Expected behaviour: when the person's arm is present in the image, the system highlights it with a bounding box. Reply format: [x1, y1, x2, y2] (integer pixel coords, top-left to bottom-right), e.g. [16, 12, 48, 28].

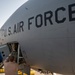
[4, 53, 12, 63]
[3, 57, 9, 64]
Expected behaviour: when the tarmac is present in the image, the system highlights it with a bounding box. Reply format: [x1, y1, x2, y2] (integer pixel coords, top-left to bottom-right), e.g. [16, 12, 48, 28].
[0, 73, 5, 75]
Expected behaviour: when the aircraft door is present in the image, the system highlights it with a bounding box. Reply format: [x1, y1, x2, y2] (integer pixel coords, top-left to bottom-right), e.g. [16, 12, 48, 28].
[0, 44, 10, 62]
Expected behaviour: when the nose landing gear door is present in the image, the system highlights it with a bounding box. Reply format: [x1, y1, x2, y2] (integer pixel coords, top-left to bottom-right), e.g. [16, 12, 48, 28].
[0, 44, 10, 62]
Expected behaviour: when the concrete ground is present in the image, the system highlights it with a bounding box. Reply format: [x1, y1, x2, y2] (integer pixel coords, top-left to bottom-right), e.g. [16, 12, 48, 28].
[0, 73, 5, 75]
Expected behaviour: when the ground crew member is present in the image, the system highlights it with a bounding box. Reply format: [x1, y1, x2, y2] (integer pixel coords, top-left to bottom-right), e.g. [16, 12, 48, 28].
[4, 55, 18, 75]
[11, 43, 18, 62]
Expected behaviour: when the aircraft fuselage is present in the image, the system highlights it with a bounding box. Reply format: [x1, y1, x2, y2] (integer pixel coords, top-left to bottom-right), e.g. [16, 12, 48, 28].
[0, 0, 75, 74]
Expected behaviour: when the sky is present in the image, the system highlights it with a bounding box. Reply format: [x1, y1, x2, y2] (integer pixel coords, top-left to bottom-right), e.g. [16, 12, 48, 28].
[0, 0, 28, 28]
